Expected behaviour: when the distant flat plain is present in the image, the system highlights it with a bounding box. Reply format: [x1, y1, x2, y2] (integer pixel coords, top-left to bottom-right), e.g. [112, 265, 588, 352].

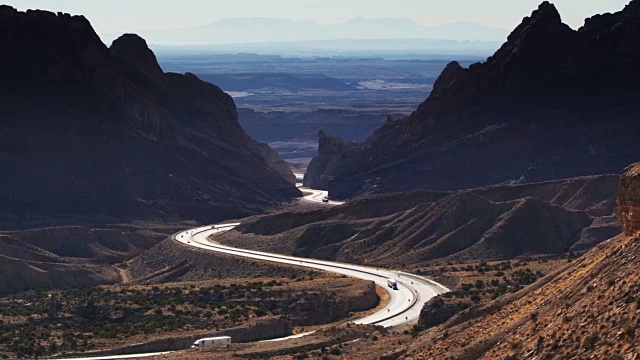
[158, 53, 483, 169]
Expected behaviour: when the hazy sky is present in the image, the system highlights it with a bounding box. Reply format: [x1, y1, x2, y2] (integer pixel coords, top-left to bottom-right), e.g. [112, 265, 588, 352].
[5, 0, 630, 35]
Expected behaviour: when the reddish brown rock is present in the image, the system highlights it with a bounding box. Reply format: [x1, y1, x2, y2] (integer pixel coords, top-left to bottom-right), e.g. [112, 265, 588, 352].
[617, 162, 640, 237]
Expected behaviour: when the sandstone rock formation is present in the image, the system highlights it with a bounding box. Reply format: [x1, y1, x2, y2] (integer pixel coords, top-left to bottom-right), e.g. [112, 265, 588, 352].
[0, 6, 299, 225]
[305, 1, 640, 199]
[418, 297, 466, 329]
[617, 162, 640, 237]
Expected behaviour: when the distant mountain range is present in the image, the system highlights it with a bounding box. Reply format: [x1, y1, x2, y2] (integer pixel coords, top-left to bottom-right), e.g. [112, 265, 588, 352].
[103, 17, 509, 45]
[150, 38, 502, 57]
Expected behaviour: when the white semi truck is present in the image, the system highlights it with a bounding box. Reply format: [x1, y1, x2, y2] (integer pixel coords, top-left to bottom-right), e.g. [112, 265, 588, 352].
[387, 278, 398, 290]
[191, 336, 232, 348]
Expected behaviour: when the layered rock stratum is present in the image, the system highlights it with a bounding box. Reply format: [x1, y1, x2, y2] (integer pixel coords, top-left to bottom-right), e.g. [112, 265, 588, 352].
[305, 1, 640, 197]
[219, 175, 620, 267]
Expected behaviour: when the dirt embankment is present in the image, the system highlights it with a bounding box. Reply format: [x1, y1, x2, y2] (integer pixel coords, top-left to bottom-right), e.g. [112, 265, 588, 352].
[246, 279, 379, 326]
[129, 237, 314, 283]
[155, 324, 387, 360]
[0, 224, 175, 295]
[62, 317, 292, 357]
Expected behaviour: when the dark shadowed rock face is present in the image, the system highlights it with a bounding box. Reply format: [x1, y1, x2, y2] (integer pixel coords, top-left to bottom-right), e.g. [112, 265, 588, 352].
[0, 7, 299, 224]
[305, 1, 640, 199]
[303, 130, 360, 190]
[418, 297, 467, 329]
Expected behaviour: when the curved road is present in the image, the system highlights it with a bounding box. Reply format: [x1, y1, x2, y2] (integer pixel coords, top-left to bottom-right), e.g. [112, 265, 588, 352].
[54, 185, 449, 359]
[294, 173, 345, 205]
[300, 187, 345, 205]
[176, 223, 449, 327]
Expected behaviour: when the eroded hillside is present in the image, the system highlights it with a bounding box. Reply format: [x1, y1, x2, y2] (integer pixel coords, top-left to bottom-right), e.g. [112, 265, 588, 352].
[219, 175, 619, 267]
[390, 162, 640, 359]
[0, 224, 179, 294]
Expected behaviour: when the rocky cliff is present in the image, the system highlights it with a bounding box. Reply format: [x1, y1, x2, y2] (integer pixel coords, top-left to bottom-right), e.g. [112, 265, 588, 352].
[618, 162, 640, 237]
[303, 130, 360, 189]
[306, 1, 640, 199]
[402, 163, 640, 360]
[0, 6, 299, 225]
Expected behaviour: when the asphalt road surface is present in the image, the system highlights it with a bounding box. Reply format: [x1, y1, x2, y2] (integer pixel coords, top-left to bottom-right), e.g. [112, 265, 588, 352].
[294, 173, 345, 205]
[176, 223, 449, 328]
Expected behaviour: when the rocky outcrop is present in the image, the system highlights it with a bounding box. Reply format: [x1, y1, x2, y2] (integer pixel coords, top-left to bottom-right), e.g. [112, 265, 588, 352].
[303, 130, 360, 190]
[274, 280, 378, 326]
[617, 162, 640, 237]
[307, 1, 640, 199]
[0, 7, 299, 225]
[418, 297, 466, 329]
[2, 226, 160, 262]
[251, 140, 297, 185]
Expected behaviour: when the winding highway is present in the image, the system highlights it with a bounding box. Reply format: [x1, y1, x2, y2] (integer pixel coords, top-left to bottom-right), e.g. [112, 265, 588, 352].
[300, 187, 345, 205]
[175, 223, 449, 327]
[53, 180, 449, 359]
[294, 173, 345, 205]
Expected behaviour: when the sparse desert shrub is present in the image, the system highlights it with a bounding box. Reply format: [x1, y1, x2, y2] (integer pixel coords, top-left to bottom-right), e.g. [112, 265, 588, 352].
[605, 355, 624, 360]
[530, 311, 539, 322]
[582, 333, 599, 349]
[411, 326, 424, 338]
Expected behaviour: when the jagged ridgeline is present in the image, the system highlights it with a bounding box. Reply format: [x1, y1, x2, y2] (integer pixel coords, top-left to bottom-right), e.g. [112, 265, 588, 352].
[306, 1, 640, 198]
[0, 6, 300, 224]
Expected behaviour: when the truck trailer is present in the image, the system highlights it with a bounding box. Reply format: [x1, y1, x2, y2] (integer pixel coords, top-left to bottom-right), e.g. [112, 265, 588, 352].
[387, 278, 398, 290]
[192, 336, 232, 348]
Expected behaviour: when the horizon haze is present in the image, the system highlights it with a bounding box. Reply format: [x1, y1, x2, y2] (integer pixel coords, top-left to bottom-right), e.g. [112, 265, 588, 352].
[3, 0, 630, 45]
